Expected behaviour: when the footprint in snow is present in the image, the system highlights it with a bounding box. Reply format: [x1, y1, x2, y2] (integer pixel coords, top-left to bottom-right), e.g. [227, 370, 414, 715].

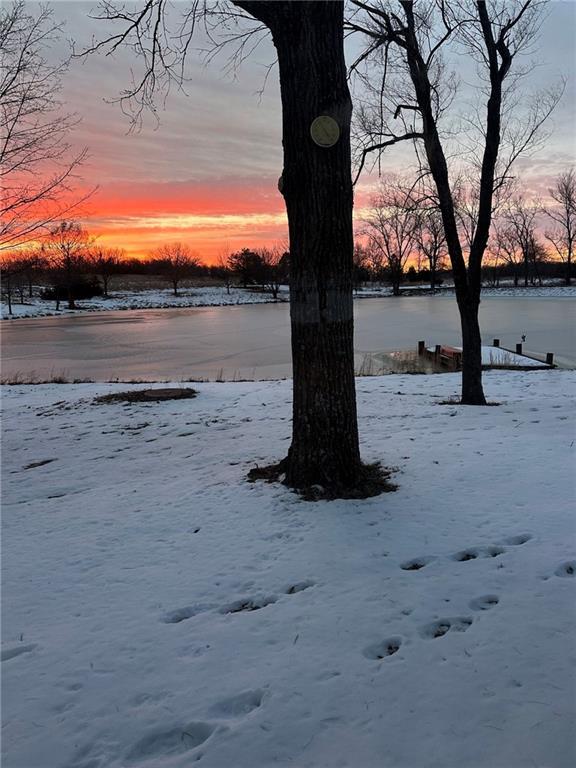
[166, 582, 314, 623]
[208, 689, 264, 719]
[420, 617, 473, 639]
[451, 546, 505, 562]
[503, 534, 532, 546]
[469, 594, 500, 611]
[162, 604, 214, 624]
[221, 595, 278, 614]
[124, 722, 216, 764]
[1, 643, 38, 662]
[363, 638, 402, 660]
[400, 556, 435, 571]
[285, 580, 315, 595]
[555, 561, 576, 578]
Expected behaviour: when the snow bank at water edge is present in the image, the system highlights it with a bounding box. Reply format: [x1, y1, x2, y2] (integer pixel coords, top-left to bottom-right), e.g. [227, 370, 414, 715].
[2, 283, 575, 320]
[0, 286, 289, 319]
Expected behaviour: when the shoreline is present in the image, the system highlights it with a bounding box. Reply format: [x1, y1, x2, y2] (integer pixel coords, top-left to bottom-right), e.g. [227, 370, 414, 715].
[2, 282, 575, 321]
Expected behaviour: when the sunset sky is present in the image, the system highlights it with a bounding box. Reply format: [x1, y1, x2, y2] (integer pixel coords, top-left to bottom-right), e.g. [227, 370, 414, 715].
[51, 1, 576, 263]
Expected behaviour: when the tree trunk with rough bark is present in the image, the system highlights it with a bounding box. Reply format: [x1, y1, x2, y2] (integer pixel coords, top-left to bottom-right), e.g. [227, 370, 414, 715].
[459, 296, 485, 405]
[237, 1, 378, 495]
[274, 2, 362, 490]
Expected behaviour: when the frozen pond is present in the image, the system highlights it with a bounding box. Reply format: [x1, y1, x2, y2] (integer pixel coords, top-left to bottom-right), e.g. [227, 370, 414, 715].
[1, 296, 574, 381]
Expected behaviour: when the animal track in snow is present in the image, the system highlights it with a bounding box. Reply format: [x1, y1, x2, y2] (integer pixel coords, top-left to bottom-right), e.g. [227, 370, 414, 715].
[504, 534, 532, 546]
[221, 595, 278, 614]
[162, 604, 214, 624]
[285, 580, 315, 595]
[469, 594, 500, 611]
[451, 546, 505, 562]
[452, 549, 479, 562]
[208, 689, 264, 718]
[420, 617, 473, 639]
[363, 638, 402, 660]
[1, 643, 37, 662]
[124, 721, 216, 764]
[400, 556, 435, 571]
[165, 581, 314, 623]
[555, 561, 575, 578]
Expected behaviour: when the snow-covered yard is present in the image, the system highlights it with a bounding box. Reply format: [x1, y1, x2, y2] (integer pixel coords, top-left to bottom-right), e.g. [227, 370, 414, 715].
[2, 371, 575, 768]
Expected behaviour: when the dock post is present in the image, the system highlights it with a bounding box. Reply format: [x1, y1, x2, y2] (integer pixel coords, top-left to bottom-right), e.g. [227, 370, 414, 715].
[418, 340, 425, 356]
[493, 338, 500, 347]
[546, 352, 554, 366]
[434, 344, 441, 361]
[516, 343, 523, 355]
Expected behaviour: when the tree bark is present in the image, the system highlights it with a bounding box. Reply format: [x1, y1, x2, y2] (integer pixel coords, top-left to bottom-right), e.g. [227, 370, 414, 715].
[458, 295, 486, 405]
[239, 1, 365, 492]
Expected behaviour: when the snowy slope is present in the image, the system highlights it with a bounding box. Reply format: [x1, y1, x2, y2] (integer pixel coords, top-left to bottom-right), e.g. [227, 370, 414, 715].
[2, 371, 575, 768]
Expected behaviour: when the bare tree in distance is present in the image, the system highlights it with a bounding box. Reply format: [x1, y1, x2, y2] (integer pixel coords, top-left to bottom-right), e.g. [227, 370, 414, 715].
[544, 168, 575, 286]
[350, 0, 563, 404]
[0, 1, 93, 250]
[216, 247, 234, 295]
[503, 196, 544, 287]
[83, 1, 391, 496]
[483, 235, 502, 287]
[41, 221, 91, 310]
[490, 222, 522, 286]
[259, 247, 288, 301]
[0, 253, 30, 314]
[153, 243, 200, 296]
[360, 239, 384, 284]
[413, 198, 448, 291]
[87, 246, 124, 297]
[363, 178, 419, 296]
[352, 242, 370, 289]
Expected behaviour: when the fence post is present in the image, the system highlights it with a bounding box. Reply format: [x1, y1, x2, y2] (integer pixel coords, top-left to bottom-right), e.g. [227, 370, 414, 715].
[516, 343, 523, 355]
[418, 340, 425, 356]
[493, 338, 500, 347]
[546, 352, 554, 366]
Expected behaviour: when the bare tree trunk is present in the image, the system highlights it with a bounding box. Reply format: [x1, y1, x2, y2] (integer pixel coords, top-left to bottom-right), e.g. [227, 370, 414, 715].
[264, 2, 363, 491]
[5, 275, 13, 315]
[459, 296, 485, 404]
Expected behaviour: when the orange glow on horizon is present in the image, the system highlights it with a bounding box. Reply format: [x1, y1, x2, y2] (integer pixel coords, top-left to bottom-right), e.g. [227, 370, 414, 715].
[70, 178, 289, 263]
[15, 172, 561, 265]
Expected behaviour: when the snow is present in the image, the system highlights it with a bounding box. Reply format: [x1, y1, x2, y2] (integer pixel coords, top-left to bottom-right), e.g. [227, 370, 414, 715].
[2, 371, 575, 768]
[2, 283, 574, 320]
[480, 285, 576, 298]
[0, 286, 289, 320]
[478, 346, 549, 367]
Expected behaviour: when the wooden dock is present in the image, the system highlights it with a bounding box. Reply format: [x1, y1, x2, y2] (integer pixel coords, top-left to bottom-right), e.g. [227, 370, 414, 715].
[418, 340, 555, 371]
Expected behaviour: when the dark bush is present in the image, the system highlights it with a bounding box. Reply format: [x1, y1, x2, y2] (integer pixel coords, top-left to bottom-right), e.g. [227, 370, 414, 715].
[41, 279, 103, 301]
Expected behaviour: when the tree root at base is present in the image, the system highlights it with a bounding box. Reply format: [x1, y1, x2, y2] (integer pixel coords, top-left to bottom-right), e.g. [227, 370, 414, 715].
[248, 459, 397, 501]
